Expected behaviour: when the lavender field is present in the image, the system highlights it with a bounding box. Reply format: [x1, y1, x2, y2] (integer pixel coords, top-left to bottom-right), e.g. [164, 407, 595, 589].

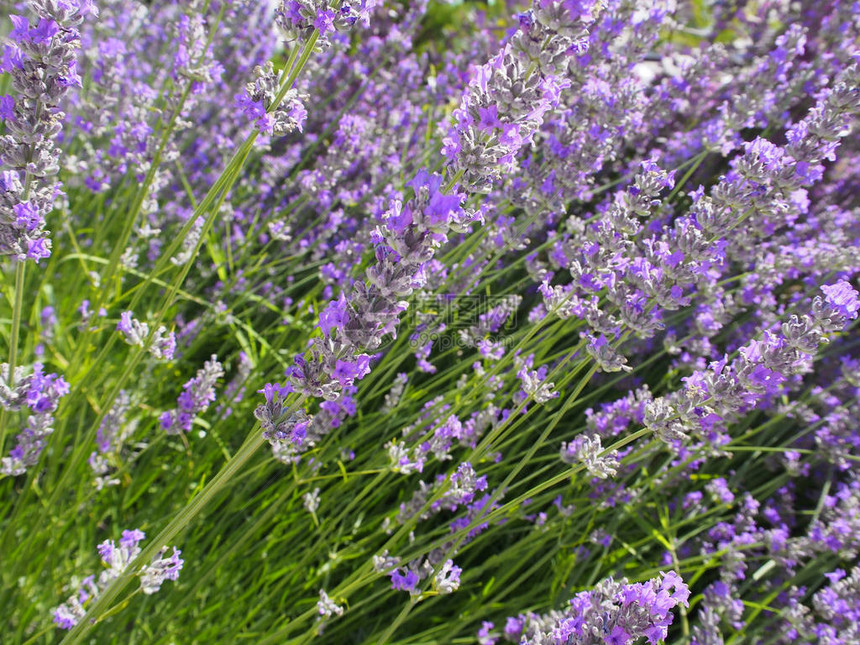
[1, 0, 859, 643]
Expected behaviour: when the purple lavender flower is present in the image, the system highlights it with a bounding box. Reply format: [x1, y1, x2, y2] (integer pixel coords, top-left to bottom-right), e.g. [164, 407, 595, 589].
[160, 355, 224, 435]
[390, 567, 420, 593]
[560, 434, 619, 479]
[821, 280, 860, 321]
[443, 0, 603, 191]
[260, 169, 478, 461]
[53, 528, 182, 630]
[0, 1, 96, 261]
[434, 559, 462, 594]
[236, 61, 307, 137]
[139, 546, 184, 595]
[1, 362, 69, 475]
[496, 571, 689, 643]
[276, 0, 376, 49]
[88, 390, 133, 490]
[646, 283, 860, 447]
[116, 311, 176, 361]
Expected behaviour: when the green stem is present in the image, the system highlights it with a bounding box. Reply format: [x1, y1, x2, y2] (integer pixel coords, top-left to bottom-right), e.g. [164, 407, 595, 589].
[61, 427, 266, 645]
[43, 32, 321, 512]
[0, 260, 26, 454]
[63, 2, 226, 381]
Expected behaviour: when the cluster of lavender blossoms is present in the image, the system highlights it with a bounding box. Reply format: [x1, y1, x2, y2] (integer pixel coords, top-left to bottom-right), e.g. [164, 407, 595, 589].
[53, 529, 182, 629]
[236, 61, 307, 137]
[87, 390, 134, 490]
[255, 169, 478, 462]
[116, 310, 176, 361]
[478, 571, 690, 644]
[444, 0, 603, 191]
[0, 0, 96, 261]
[254, 0, 610, 463]
[160, 355, 223, 435]
[0, 361, 68, 475]
[275, 0, 376, 49]
[645, 282, 860, 448]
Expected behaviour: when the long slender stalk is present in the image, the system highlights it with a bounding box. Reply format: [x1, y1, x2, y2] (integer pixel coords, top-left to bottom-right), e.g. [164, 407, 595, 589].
[41, 33, 320, 513]
[61, 425, 267, 645]
[52, 36, 322, 612]
[0, 260, 26, 455]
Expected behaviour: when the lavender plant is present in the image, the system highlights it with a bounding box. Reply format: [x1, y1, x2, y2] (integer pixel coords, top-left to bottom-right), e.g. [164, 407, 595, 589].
[0, 1, 858, 644]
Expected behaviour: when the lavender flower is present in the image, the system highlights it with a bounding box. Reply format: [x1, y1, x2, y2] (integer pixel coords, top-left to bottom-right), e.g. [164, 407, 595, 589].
[560, 434, 619, 479]
[275, 0, 376, 49]
[646, 283, 860, 447]
[116, 311, 176, 361]
[138, 546, 184, 595]
[53, 529, 182, 630]
[515, 357, 559, 405]
[433, 559, 462, 594]
[254, 382, 310, 462]
[390, 567, 420, 594]
[317, 588, 344, 618]
[498, 571, 689, 643]
[260, 170, 478, 460]
[160, 355, 224, 435]
[381, 371, 408, 413]
[236, 61, 307, 136]
[216, 351, 253, 419]
[1, 362, 69, 475]
[88, 390, 135, 490]
[0, 0, 96, 261]
[443, 0, 603, 191]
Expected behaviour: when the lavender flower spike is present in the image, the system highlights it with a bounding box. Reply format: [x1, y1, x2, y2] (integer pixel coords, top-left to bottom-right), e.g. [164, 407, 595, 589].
[116, 311, 176, 361]
[0, 1, 97, 261]
[276, 0, 377, 49]
[160, 355, 224, 435]
[1, 362, 69, 476]
[53, 529, 182, 630]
